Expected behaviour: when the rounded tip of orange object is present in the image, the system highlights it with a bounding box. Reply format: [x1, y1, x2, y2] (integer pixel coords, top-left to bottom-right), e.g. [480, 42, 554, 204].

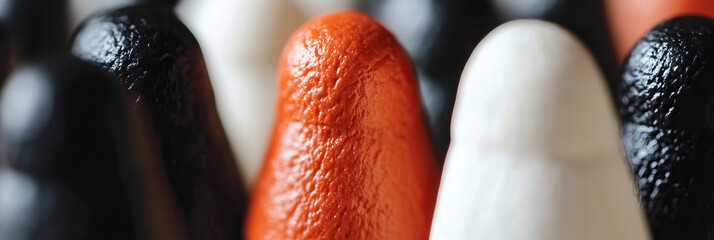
[245, 10, 438, 240]
[276, 10, 420, 126]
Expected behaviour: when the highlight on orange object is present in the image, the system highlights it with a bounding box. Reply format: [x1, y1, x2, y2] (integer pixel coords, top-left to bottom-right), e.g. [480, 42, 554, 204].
[244, 10, 440, 240]
[605, 0, 714, 63]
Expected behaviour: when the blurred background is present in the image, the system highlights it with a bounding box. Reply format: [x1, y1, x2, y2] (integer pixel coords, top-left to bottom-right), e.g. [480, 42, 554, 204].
[0, 0, 709, 189]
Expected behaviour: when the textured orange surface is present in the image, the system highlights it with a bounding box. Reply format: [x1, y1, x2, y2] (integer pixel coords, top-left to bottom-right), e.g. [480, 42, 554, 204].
[244, 11, 439, 240]
[606, 0, 714, 62]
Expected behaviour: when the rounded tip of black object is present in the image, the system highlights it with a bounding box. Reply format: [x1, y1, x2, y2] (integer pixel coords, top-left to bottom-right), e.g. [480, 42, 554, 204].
[70, 2, 200, 106]
[620, 15, 714, 125]
[70, 3, 245, 239]
[618, 15, 714, 239]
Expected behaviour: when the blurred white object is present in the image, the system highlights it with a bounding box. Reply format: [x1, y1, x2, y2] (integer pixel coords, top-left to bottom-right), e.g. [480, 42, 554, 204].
[291, 0, 356, 17]
[69, 0, 136, 30]
[176, 0, 356, 188]
[429, 20, 649, 240]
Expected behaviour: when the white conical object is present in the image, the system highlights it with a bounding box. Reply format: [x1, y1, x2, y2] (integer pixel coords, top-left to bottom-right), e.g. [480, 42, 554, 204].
[176, 0, 356, 188]
[429, 20, 650, 240]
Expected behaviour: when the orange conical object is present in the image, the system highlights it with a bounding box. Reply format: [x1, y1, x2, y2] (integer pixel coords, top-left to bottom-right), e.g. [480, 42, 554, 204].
[605, 0, 714, 62]
[245, 11, 440, 240]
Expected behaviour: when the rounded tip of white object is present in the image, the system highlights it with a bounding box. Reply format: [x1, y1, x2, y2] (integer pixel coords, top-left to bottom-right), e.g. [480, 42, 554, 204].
[431, 20, 649, 240]
[452, 19, 616, 161]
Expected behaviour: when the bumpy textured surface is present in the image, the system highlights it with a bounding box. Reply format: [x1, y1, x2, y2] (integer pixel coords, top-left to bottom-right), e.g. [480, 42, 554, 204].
[361, 0, 497, 162]
[71, 3, 245, 239]
[69, 0, 179, 31]
[0, 55, 184, 240]
[0, 0, 67, 59]
[245, 11, 439, 239]
[617, 16, 714, 239]
[605, 0, 714, 63]
[363, 0, 615, 162]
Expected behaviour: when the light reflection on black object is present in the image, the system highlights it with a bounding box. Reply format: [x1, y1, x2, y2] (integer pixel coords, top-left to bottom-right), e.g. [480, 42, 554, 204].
[363, 0, 615, 163]
[71, 3, 246, 239]
[0, 54, 185, 240]
[617, 16, 714, 239]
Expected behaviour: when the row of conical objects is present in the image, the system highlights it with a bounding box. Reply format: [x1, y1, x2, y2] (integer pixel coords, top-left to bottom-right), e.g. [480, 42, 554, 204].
[177, 0, 714, 191]
[0, 0, 712, 240]
[0, 1, 244, 240]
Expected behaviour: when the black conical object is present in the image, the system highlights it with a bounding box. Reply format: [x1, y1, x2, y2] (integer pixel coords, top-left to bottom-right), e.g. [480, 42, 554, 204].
[0, 0, 67, 59]
[361, 0, 497, 162]
[0, 54, 186, 240]
[71, 3, 246, 239]
[617, 16, 714, 240]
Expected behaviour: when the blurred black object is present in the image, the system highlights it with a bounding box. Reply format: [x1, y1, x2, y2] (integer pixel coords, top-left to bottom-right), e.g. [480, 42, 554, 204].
[157, 0, 179, 6]
[0, 24, 16, 84]
[139, 0, 180, 6]
[617, 16, 714, 240]
[71, 3, 245, 239]
[363, 0, 615, 163]
[362, 0, 497, 162]
[0, 54, 185, 240]
[0, 0, 68, 59]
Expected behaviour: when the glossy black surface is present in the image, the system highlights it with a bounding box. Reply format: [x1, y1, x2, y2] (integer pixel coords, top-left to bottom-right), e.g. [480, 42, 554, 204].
[362, 0, 497, 162]
[71, 3, 245, 239]
[0, 54, 179, 240]
[0, 0, 67, 59]
[617, 16, 714, 239]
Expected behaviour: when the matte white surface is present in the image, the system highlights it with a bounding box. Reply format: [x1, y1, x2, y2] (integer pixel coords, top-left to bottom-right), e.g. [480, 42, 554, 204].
[430, 20, 649, 240]
[176, 0, 356, 188]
